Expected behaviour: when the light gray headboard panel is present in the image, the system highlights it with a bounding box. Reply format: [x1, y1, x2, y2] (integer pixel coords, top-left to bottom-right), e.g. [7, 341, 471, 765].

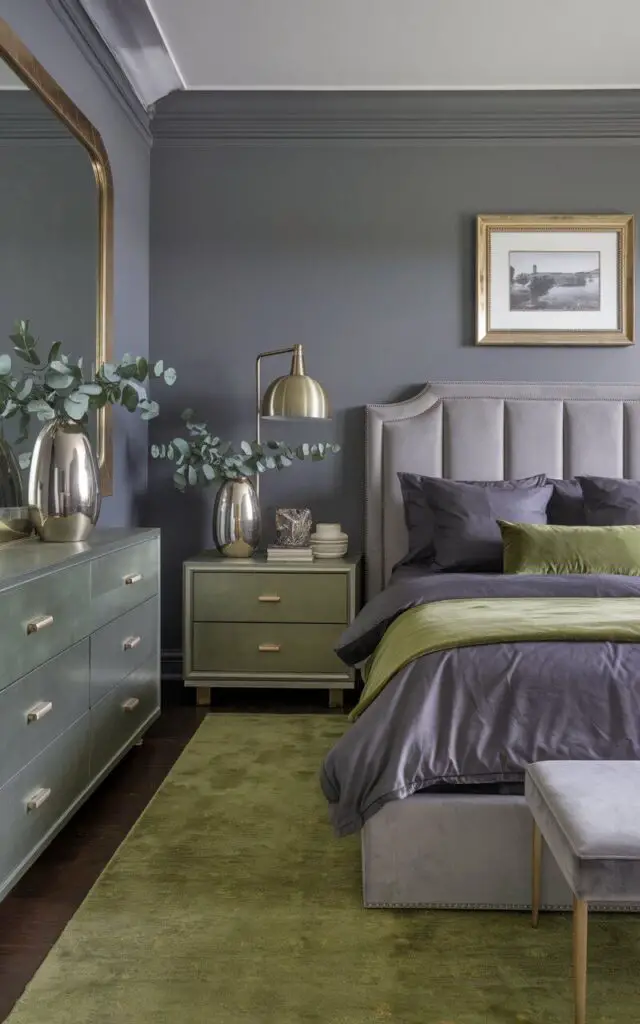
[366, 381, 640, 599]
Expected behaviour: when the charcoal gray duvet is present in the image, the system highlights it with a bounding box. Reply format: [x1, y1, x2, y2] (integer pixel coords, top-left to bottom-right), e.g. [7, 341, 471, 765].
[320, 570, 640, 837]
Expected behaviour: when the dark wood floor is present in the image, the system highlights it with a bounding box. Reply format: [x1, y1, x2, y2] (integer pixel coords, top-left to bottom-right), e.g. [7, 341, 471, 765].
[0, 687, 336, 1021]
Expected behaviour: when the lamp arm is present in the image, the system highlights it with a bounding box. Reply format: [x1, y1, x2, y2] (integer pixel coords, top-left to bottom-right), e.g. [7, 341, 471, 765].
[255, 346, 298, 500]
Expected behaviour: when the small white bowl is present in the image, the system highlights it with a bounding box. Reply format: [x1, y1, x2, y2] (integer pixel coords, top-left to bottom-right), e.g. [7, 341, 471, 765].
[315, 522, 342, 539]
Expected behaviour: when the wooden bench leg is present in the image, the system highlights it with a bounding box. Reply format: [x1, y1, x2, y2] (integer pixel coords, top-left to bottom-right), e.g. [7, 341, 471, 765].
[573, 896, 588, 1024]
[532, 820, 542, 928]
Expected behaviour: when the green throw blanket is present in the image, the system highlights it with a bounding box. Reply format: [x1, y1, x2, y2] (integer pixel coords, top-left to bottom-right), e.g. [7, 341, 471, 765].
[349, 597, 640, 722]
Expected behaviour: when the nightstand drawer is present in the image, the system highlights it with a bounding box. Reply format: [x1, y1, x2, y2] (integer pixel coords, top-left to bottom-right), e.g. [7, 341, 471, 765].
[192, 571, 347, 624]
[192, 622, 346, 675]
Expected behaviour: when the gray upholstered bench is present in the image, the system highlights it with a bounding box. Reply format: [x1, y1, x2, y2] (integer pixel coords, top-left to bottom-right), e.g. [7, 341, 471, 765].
[525, 761, 640, 1024]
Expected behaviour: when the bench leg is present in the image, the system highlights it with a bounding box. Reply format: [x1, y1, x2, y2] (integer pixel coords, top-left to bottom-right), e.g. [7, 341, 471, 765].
[531, 821, 542, 928]
[573, 896, 588, 1024]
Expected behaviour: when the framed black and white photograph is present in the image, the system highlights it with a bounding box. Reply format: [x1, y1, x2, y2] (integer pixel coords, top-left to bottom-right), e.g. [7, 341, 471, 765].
[476, 214, 635, 345]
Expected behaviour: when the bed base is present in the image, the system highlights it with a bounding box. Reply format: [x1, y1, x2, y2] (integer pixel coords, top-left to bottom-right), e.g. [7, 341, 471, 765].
[361, 793, 637, 911]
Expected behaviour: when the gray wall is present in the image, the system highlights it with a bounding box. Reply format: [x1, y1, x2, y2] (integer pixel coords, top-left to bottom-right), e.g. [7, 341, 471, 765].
[1, 0, 152, 525]
[150, 92, 640, 649]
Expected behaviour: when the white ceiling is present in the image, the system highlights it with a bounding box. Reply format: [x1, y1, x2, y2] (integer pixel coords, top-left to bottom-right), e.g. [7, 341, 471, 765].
[147, 0, 640, 91]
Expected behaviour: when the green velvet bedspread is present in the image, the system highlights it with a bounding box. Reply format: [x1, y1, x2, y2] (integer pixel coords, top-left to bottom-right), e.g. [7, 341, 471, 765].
[349, 597, 640, 722]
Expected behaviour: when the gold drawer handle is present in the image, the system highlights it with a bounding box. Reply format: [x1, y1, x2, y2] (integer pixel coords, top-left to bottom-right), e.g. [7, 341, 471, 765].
[124, 573, 143, 585]
[26, 614, 54, 635]
[27, 700, 53, 723]
[26, 787, 51, 812]
[123, 635, 141, 651]
[258, 595, 281, 603]
[258, 643, 281, 653]
[122, 697, 140, 712]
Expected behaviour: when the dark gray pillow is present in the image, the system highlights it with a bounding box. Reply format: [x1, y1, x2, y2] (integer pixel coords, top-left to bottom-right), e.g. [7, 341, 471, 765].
[548, 479, 586, 526]
[401, 476, 552, 573]
[398, 473, 548, 569]
[578, 476, 640, 526]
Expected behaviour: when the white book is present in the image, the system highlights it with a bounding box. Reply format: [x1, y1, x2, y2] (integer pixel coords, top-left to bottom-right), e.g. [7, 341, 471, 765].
[266, 546, 313, 561]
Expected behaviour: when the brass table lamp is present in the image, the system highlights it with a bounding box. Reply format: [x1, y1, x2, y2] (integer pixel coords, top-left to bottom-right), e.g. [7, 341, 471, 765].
[213, 344, 331, 557]
[255, 343, 331, 497]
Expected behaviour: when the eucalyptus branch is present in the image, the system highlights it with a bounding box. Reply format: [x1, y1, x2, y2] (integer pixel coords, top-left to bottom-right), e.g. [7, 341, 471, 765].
[151, 408, 340, 492]
[0, 321, 177, 448]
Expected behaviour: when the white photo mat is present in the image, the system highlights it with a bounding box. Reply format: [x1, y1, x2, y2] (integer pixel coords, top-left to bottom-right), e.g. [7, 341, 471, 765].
[489, 231, 619, 332]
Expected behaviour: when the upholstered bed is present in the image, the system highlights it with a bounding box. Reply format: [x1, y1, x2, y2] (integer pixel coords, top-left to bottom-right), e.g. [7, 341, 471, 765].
[322, 381, 640, 909]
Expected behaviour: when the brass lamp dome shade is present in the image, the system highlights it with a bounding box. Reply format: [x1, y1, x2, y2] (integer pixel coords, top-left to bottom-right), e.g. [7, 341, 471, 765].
[260, 344, 330, 421]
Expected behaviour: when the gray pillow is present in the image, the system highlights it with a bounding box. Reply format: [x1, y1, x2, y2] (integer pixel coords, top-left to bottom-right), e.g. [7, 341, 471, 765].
[578, 476, 640, 526]
[401, 475, 552, 573]
[398, 473, 548, 569]
[548, 479, 586, 526]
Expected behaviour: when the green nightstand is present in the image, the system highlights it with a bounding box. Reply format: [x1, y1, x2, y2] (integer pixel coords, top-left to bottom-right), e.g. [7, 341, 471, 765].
[183, 552, 362, 709]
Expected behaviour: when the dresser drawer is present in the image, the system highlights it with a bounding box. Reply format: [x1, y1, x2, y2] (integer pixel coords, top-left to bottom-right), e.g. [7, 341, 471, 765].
[192, 571, 347, 624]
[90, 538, 158, 627]
[0, 563, 90, 692]
[0, 713, 90, 896]
[192, 622, 347, 676]
[90, 597, 158, 706]
[0, 640, 90, 790]
[90, 657, 159, 778]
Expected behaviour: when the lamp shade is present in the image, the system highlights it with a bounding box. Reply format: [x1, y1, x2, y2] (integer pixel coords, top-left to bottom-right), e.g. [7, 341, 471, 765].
[260, 345, 331, 420]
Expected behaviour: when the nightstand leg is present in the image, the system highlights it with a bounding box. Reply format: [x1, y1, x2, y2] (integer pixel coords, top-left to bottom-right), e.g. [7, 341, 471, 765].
[196, 687, 211, 707]
[329, 688, 344, 709]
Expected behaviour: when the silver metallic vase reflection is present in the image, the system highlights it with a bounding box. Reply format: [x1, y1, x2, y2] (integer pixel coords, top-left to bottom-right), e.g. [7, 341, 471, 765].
[213, 478, 260, 557]
[28, 418, 101, 542]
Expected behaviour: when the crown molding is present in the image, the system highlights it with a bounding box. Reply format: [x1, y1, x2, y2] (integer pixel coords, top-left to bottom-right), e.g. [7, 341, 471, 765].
[0, 90, 77, 141]
[45, 0, 152, 145]
[152, 90, 640, 147]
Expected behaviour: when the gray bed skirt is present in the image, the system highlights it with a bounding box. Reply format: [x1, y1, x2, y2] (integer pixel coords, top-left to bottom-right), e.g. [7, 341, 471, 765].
[361, 792, 640, 911]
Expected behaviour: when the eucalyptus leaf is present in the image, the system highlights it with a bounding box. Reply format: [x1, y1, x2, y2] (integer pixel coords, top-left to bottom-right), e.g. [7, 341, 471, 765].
[46, 372, 75, 391]
[188, 465, 197, 486]
[163, 367, 177, 386]
[202, 463, 216, 481]
[154, 360, 164, 376]
[240, 440, 252, 456]
[0, 354, 11, 376]
[77, 383, 103, 396]
[121, 384, 139, 413]
[64, 392, 89, 420]
[18, 451, 31, 469]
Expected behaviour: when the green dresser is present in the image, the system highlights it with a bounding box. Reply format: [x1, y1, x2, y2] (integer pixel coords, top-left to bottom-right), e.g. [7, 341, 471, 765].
[0, 528, 160, 901]
[183, 552, 361, 708]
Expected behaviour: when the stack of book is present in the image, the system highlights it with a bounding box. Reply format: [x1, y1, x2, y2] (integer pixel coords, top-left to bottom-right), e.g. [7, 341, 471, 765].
[266, 545, 313, 563]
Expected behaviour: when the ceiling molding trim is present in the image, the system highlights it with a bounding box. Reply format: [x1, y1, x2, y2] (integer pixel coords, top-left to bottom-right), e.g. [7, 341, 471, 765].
[45, 0, 152, 145]
[152, 90, 640, 147]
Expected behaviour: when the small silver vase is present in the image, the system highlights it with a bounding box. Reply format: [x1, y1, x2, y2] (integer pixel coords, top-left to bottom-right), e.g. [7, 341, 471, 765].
[28, 418, 101, 542]
[213, 478, 260, 557]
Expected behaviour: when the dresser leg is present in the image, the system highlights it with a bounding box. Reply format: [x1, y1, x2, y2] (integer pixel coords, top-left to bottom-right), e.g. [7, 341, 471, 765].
[329, 688, 344, 709]
[196, 687, 211, 707]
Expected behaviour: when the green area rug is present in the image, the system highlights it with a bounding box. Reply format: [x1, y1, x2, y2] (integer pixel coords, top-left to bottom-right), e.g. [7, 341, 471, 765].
[7, 714, 640, 1023]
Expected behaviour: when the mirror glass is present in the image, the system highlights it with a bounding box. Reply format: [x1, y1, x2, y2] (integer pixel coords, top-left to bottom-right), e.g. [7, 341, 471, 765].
[0, 58, 98, 493]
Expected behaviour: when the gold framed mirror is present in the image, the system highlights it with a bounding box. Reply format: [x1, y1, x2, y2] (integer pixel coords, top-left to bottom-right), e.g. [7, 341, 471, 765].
[0, 16, 114, 495]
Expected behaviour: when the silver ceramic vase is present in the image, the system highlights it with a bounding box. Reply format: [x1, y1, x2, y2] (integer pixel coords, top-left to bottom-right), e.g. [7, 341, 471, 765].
[28, 418, 101, 542]
[213, 478, 260, 557]
[0, 432, 24, 507]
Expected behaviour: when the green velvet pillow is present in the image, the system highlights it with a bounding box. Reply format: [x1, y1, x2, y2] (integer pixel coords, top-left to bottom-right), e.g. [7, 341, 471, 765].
[499, 521, 640, 576]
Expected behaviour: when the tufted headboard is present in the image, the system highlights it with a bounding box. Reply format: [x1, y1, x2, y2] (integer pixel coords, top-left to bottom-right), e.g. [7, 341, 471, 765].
[365, 381, 640, 599]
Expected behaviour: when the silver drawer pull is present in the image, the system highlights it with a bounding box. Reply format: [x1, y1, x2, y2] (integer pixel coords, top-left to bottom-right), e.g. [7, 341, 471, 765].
[258, 643, 281, 653]
[124, 573, 143, 585]
[123, 635, 141, 651]
[26, 787, 51, 812]
[26, 614, 54, 635]
[122, 697, 140, 712]
[26, 700, 53, 723]
[258, 594, 281, 603]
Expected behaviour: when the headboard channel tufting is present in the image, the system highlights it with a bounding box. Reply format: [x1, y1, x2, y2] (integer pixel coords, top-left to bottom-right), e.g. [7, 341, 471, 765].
[365, 381, 640, 599]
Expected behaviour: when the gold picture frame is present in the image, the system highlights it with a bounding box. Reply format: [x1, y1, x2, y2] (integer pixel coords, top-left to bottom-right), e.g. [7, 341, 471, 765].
[0, 17, 114, 494]
[476, 214, 635, 347]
